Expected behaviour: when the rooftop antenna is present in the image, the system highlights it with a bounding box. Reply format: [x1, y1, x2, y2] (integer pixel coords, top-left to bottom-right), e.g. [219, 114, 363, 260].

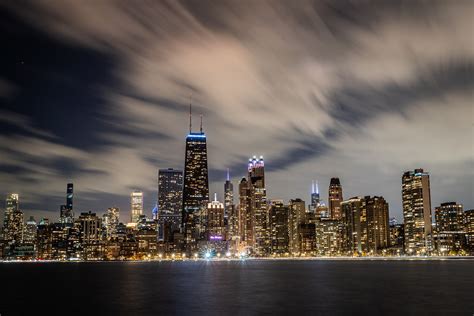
[214, 192, 217, 202]
[226, 168, 230, 181]
[316, 180, 319, 194]
[311, 180, 315, 194]
[200, 114, 203, 133]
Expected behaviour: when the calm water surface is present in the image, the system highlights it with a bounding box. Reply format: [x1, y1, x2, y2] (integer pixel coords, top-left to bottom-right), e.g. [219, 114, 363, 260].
[0, 260, 472, 315]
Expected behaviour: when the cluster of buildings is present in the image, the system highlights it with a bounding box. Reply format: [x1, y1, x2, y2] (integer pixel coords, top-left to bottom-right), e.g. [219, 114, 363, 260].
[1, 113, 473, 260]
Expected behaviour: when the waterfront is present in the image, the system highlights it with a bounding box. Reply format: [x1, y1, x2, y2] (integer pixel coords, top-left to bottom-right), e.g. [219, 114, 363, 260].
[1, 260, 472, 315]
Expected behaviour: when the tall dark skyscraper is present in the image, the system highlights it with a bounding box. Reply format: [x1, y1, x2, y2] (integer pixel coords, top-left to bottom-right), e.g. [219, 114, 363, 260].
[60, 183, 74, 224]
[182, 109, 209, 244]
[158, 168, 183, 239]
[310, 180, 320, 212]
[328, 178, 343, 220]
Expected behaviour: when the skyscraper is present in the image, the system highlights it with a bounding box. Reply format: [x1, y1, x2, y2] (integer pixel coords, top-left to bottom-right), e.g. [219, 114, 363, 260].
[402, 169, 433, 255]
[288, 198, 306, 254]
[23, 216, 37, 244]
[341, 196, 390, 255]
[269, 200, 289, 255]
[310, 180, 320, 212]
[328, 178, 343, 220]
[225, 170, 239, 252]
[224, 169, 234, 219]
[103, 207, 120, 239]
[60, 183, 74, 224]
[248, 156, 270, 256]
[238, 177, 252, 252]
[3, 193, 23, 245]
[130, 191, 144, 223]
[182, 110, 209, 244]
[158, 168, 183, 236]
[207, 193, 225, 239]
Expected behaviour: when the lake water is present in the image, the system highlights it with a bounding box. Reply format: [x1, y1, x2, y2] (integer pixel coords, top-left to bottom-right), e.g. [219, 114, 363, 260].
[0, 259, 472, 315]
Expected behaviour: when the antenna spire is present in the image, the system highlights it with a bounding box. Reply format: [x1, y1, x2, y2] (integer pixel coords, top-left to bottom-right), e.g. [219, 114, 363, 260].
[189, 101, 192, 133]
[311, 180, 315, 194]
[214, 192, 217, 202]
[316, 180, 319, 194]
[226, 168, 230, 181]
[200, 114, 203, 133]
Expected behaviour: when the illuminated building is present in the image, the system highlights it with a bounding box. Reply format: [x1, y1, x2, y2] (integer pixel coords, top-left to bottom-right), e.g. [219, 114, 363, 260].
[402, 169, 433, 255]
[288, 198, 306, 254]
[316, 218, 342, 256]
[182, 110, 209, 245]
[269, 200, 289, 255]
[310, 180, 320, 212]
[238, 177, 252, 251]
[225, 170, 239, 252]
[103, 207, 120, 239]
[3, 194, 24, 255]
[23, 216, 37, 245]
[78, 211, 103, 259]
[158, 168, 183, 232]
[248, 156, 270, 256]
[328, 178, 343, 220]
[207, 194, 225, 239]
[434, 202, 466, 255]
[315, 203, 330, 219]
[389, 221, 404, 254]
[465, 209, 474, 253]
[298, 223, 317, 254]
[60, 183, 74, 225]
[341, 196, 390, 255]
[130, 191, 144, 223]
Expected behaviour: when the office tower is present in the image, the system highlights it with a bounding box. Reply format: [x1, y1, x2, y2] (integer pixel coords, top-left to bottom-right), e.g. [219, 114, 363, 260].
[341, 196, 390, 255]
[207, 194, 225, 239]
[78, 211, 102, 259]
[158, 168, 183, 236]
[130, 191, 144, 223]
[182, 110, 209, 244]
[288, 198, 306, 254]
[225, 170, 239, 252]
[269, 200, 289, 255]
[402, 169, 433, 255]
[60, 183, 74, 224]
[328, 178, 343, 219]
[3, 194, 23, 245]
[248, 156, 270, 256]
[434, 202, 465, 255]
[224, 169, 234, 219]
[103, 207, 120, 239]
[238, 177, 252, 251]
[298, 223, 317, 254]
[23, 216, 37, 244]
[310, 180, 320, 212]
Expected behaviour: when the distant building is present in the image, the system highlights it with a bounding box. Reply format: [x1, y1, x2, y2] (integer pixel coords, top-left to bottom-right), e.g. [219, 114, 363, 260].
[269, 200, 289, 255]
[60, 183, 74, 224]
[288, 198, 306, 254]
[78, 211, 103, 260]
[402, 169, 433, 255]
[328, 178, 343, 220]
[434, 202, 466, 255]
[207, 194, 225, 239]
[341, 196, 390, 255]
[103, 207, 120, 239]
[3, 194, 23, 247]
[130, 191, 144, 223]
[316, 218, 342, 256]
[182, 112, 209, 246]
[465, 210, 474, 253]
[225, 170, 239, 253]
[23, 216, 37, 245]
[310, 180, 320, 212]
[158, 168, 183, 238]
[238, 177, 252, 252]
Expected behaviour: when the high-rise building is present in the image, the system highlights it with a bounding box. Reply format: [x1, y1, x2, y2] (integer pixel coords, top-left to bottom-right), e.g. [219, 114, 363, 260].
[248, 156, 270, 256]
[60, 183, 74, 224]
[225, 170, 239, 252]
[269, 200, 289, 255]
[238, 178, 252, 252]
[310, 181, 320, 212]
[434, 202, 465, 255]
[182, 111, 209, 245]
[3, 194, 23, 246]
[24, 216, 37, 244]
[402, 169, 433, 255]
[103, 207, 120, 239]
[328, 178, 343, 220]
[224, 169, 234, 219]
[130, 191, 144, 223]
[316, 218, 342, 256]
[288, 198, 306, 254]
[158, 168, 183, 237]
[207, 194, 225, 239]
[78, 211, 102, 260]
[341, 196, 390, 256]
[465, 210, 474, 253]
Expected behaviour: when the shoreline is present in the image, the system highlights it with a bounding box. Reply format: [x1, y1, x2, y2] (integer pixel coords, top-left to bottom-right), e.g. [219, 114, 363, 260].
[2, 256, 473, 263]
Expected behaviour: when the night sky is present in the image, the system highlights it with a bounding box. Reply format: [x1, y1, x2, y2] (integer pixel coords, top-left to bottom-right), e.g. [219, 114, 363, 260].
[0, 1, 472, 223]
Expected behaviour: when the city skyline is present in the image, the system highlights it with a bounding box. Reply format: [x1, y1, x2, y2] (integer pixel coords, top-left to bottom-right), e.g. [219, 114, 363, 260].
[1, 1, 473, 223]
